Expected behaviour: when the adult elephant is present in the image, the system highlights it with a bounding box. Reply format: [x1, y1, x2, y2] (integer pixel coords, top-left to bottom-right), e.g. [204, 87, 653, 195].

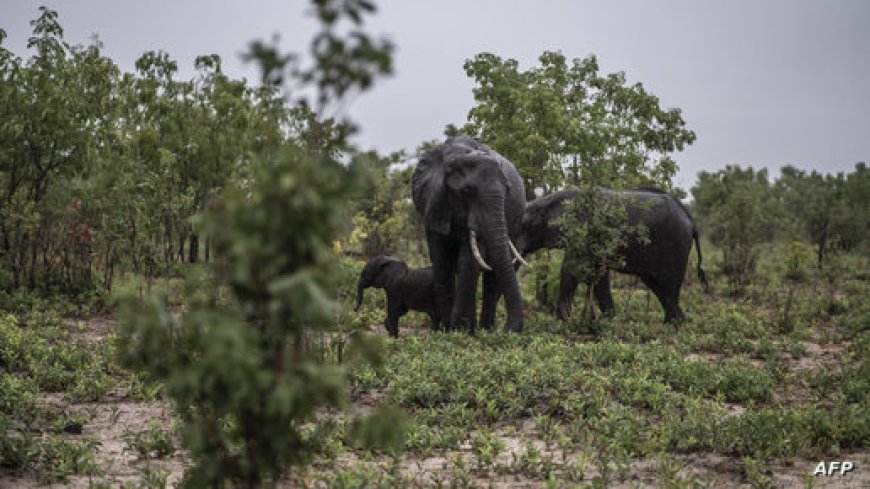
[412, 135, 528, 332]
[516, 187, 708, 323]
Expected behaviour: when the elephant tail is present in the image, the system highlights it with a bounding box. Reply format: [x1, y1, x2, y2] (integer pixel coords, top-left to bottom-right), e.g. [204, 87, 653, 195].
[693, 227, 710, 293]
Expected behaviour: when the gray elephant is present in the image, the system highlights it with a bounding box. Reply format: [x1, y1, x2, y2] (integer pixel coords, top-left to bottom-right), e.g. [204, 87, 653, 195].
[516, 187, 708, 323]
[412, 135, 528, 332]
[354, 256, 440, 337]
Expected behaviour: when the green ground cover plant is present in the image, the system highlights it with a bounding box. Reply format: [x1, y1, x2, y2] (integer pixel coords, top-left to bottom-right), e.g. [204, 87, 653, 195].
[1, 2, 867, 486]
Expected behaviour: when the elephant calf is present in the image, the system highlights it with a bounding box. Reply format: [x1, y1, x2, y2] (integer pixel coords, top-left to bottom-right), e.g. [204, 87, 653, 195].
[354, 256, 440, 338]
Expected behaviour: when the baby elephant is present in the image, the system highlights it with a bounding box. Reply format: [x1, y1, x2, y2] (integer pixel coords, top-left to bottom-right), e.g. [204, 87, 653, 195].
[354, 256, 441, 337]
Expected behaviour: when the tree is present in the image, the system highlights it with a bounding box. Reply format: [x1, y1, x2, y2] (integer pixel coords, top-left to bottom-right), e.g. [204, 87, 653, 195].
[349, 151, 423, 259]
[774, 163, 868, 269]
[456, 51, 696, 198]
[116, 1, 402, 486]
[554, 189, 649, 321]
[838, 163, 869, 251]
[692, 166, 780, 294]
[775, 166, 837, 268]
[455, 51, 694, 318]
[0, 7, 119, 290]
[1, 7, 340, 296]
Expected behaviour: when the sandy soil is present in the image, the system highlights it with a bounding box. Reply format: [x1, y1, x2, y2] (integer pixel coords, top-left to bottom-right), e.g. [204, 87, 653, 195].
[1, 316, 867, 488]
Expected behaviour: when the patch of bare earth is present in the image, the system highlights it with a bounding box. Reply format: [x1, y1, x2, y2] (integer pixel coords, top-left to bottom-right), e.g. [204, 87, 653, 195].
[793, 341, 848, 371]
[1, 317, 187, 488]
[296, 413, 870, 488]
[60, 399, 185, 488]
[65, 315, 117, 344]
[5, 317, 866, 488]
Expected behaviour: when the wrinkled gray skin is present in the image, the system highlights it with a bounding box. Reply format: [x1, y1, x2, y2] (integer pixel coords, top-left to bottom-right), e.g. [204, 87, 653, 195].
[354, 256, 440, 338]
[412, 135, 526, 332]
[516, 187, 708, 323]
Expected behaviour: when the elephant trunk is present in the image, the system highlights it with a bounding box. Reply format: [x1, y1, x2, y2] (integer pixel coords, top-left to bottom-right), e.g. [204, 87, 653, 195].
[354, 277, 366, 311]
[479, 195, 523, 332]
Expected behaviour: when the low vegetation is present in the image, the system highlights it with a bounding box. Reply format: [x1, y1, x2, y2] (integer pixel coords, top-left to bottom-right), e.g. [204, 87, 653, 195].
[1, 1, 867, 487]
[1, 245, 867, 486]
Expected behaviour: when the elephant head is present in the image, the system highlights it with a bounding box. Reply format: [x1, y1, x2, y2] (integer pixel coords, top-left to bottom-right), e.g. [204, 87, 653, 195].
[354, 256, 408, 311]
[516, 189, 580, 256]
[412, 135, 527, 332]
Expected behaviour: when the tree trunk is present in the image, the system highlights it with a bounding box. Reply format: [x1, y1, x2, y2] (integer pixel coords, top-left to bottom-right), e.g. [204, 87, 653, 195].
[28, 235, 37, 288]
[188, 234, 199, 263]
[177, 234, 185, 265]
[816, 221, 828, 270]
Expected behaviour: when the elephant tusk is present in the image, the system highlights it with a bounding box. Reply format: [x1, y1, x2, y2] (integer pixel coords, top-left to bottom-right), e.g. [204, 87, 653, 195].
[469, 231, 493, 271]
[509, 241, 530, 267]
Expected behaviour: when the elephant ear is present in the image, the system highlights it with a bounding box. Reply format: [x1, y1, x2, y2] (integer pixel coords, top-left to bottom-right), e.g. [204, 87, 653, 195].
[494, 155, 514, 195]
[412, 147, 451, 235]
[544, 193, 568, 222]
[545, 190, 580, 222]
[381, 259, 409, 287]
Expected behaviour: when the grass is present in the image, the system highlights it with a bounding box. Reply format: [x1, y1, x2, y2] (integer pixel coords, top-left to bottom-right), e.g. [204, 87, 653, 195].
[334, 246, 869, 485]
[0, 297, 119, 483]
[1, 246, 867, 486]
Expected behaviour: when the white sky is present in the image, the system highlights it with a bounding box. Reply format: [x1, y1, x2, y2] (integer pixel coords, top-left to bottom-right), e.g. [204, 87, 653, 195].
[3, 0, 869, 191]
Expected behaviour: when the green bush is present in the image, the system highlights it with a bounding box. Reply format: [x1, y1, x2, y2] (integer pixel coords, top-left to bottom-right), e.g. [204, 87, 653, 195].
[114, 2, 402, 485]
[123, 421, 176, 459]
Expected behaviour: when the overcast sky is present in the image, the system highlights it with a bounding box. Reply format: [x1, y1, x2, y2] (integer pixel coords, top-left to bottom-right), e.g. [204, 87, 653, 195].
[3, 1, 869, 190]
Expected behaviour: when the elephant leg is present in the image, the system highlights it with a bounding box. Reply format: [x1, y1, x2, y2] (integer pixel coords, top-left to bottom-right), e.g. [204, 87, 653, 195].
[593, 272, 616, 317]
[384, 298, 401, 338]
[668, 282, 686, 324]
[639, 274, 683, 324]
[480, 271, 499, 330]
[382, 308, 401, 338]
[452, 240, 480, 333]
[557, 260, 579, 321]
[426, 230, 457, 331]
[384, 315, 400, 338]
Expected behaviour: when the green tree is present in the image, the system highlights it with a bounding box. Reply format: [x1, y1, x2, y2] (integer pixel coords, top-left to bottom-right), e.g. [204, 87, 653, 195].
[1, 7, 337, 297]
[455, 51, 694, 317]
[349, 151, 423, 259]
[0, 7, 119, 290]
[774, 163, 868, 269]
[456, 51, 696, 198]
[775, 166, 837, 268]
[838, 163, 869, 251]
[554, 188, 650, 321]
[116, 1, 401, 486]
[692, 166, 780, 294]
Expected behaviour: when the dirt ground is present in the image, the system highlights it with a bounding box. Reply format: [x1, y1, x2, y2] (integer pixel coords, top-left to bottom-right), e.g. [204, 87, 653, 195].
[1, 316, 867, 488]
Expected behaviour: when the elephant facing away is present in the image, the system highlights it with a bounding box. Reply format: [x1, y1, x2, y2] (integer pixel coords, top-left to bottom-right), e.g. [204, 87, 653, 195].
[516, 187, 708, 323]
[412, 135, 527, 333]
[354, 256, 440, 338]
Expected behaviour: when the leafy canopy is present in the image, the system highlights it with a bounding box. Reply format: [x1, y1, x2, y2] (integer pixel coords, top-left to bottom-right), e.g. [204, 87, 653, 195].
[692, 166, 780, 293]
[454, 51, 696, 198]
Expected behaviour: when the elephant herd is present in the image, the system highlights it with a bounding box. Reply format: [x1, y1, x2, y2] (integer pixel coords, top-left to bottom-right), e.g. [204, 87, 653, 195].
[354, 135, 709, 337]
